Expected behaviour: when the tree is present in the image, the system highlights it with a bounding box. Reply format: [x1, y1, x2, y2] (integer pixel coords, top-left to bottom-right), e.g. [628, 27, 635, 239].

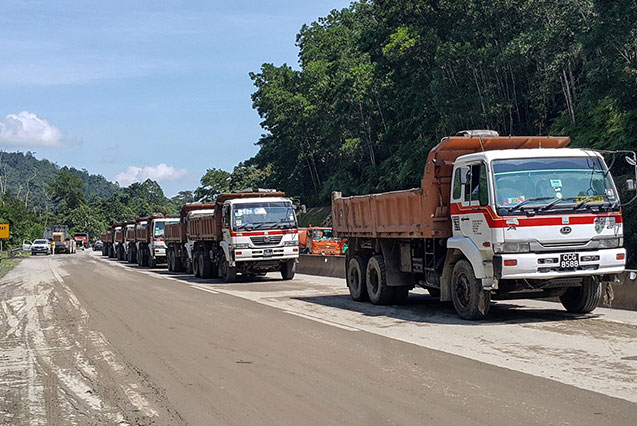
[194, 168, 231, 202]
[48, 169, 86, 210]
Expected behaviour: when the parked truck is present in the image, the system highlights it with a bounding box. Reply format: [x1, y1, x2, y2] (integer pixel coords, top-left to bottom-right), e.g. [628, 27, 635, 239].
[134, 215, 179, 268]
[113, 223, 127, 260]
[124, 222, 138, 264]
[165, 191, 300, 282]
[44, 225, 76, 254]
[100, 226, 113, 257]
[73, 233, 89, 249]
[332, 131, 635, 319]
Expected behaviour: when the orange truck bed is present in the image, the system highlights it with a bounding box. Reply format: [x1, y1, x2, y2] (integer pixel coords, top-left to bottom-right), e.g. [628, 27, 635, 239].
[333, 135, 570, 240]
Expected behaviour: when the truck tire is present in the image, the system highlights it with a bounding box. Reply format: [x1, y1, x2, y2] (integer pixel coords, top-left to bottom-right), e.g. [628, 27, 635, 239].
[280, 260, 296, 280]
[428, 288, 441, 298]
[185, 258, 193, 275]
[137, 249, 144, 266]
[199, 253, 213, 278]
[218, 255, 236, 283]
[451, 260, 490, 320]
[366, 255, 394, 305]
[560, 277, 601, 314]
[167, 250, 174, 272]
[393, 287, 410, 304]
[149, 256, 157, 268]
[174, 254, 184, 273]
[346, 256, 369, 301]
[193, 252, 201, 277]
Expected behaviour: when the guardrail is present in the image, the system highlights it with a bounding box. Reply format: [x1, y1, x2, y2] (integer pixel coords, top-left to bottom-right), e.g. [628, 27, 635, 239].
[8, 248, 23, 258]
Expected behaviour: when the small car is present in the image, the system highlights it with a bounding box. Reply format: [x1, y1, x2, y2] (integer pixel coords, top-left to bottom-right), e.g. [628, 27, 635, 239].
[31, 239, 51, 255]
[93, 240, 104, 251]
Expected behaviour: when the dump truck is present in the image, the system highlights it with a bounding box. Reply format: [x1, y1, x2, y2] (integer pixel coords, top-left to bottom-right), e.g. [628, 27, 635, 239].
[115, 221, 135, 261]
[124, 222, 138, 263]
[73, 233, 89, 249]
[44, 225, 76, 254]
[134, 215, 179, 268]
[165, 191, 300, 282]
[113, 223, 127, 260]
[332, 131, 635, 319]
[100, 226, 113, 257]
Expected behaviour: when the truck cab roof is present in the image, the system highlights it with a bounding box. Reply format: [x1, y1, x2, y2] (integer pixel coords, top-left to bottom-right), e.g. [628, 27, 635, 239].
[456, 148, 603, 164]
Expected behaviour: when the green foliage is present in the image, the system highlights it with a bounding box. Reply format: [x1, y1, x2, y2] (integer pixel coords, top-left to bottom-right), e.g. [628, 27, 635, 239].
[194, 168, 231, 202]
[49, 169, 86, 210]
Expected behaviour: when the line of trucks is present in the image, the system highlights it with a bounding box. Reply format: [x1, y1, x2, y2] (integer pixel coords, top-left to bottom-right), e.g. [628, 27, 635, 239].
[100, 191, 300, 281]
[98, 131, 636, 320]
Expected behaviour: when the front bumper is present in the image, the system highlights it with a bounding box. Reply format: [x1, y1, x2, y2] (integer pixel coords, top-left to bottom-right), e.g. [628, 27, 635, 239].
[31, 247, 49, 253]
[234, 246, 299, 262]
[495, 248, 626, 280]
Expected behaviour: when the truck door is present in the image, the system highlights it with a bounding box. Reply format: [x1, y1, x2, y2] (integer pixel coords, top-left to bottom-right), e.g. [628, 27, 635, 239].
[222, 203, 232, 241]
[459, 162, 492, 252]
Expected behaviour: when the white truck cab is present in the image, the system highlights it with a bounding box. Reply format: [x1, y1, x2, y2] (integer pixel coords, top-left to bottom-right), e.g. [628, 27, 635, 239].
[220, 196, 299, 271]
[449, 148, 626, 292]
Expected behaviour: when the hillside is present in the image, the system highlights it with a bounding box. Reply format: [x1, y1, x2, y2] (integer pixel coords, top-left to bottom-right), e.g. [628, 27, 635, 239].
[0, 151, 119, 213]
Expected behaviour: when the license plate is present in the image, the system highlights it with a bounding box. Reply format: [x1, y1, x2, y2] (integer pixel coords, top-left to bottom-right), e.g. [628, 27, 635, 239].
[560, 253, 579, 269]
[263, 249, 273, 257]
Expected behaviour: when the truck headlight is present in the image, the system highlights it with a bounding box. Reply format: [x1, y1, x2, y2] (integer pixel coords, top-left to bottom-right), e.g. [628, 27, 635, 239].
[283, 241, 298, 247]
[598, 238, 621, 249]
[493, 242, 531, 253]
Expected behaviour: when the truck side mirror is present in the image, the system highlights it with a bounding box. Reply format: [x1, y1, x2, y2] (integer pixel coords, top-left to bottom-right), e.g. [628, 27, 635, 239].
[301, 204, 307, 214]
[627, 179, 636, 191]
[626, 156, 636, 167]
[459, 167, 470, 185]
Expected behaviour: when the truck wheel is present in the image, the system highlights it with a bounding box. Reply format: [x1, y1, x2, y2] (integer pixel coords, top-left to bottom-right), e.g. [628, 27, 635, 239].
[218, 255, 236, 283]
[199, 253, 213, 278]
[149, 256, 157, 268]
[185, 258, 193, 275]
[560, 277, 601, 314]
[280, 260, 296, 280]
[193, 252, 201, 277]
[137, 249, 144, 266]
[174, 255, 184, 273]
[347, 256, 369, 301]
[451, 260, 490, 320]
[167, 250, 174, 272]
[366, 255, 394, 305]
[393, 287, 410, 304]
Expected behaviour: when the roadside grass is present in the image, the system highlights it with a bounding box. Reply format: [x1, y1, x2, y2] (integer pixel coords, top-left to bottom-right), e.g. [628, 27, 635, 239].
[0, 250, 30, 280]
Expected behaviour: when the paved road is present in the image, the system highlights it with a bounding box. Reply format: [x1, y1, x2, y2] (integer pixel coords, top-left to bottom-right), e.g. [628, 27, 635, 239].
[1, 251, 636, 425]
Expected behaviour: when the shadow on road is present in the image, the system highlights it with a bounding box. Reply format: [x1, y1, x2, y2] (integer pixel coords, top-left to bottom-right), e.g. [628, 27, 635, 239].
[293, 293, 600, 326]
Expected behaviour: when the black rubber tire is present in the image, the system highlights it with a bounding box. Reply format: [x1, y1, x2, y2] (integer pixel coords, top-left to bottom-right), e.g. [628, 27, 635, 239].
[366, 255, 395, 305]
[193, 252, 201, 277]
[451, 260, 490, 320]
[149, 256, 157, 268]
[560, 277, 602, 313]
[346, 256, 369, 301]
[167, 250, 174, 272]
[185, 258, 193, 275]
[280, 260, 296, 280]
[130, 248, 137, 264]
[118, 246, 125, 261]
[137, 248, 144, 266]
[393, 287, 410, 304]
[218, 255, 236, 283]
[174, 254, 184, 272]
[199, 252, 212, 278]
[427, 288, 441, 298]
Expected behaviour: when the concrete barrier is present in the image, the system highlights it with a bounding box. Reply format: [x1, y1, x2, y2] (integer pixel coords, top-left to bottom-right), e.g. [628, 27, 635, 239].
[297, 254, 346, 279]
[298, 254, 637, 311]
[603, 270, 637, 311]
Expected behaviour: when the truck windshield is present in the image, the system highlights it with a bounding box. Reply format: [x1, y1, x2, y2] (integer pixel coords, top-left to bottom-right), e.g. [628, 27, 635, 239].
[493, 157, 618, 211]
[232, 202, 297, 230]
[312, 229, 338, 241]
[154, 221, 178, 237]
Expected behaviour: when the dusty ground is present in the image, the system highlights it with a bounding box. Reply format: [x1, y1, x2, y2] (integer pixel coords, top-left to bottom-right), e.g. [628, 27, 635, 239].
[1, 250, 636, 425]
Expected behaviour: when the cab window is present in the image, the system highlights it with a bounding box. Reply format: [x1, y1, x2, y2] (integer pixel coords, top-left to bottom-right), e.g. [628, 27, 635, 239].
[464, 163, 489, 206]
[452, 168, 462, 200]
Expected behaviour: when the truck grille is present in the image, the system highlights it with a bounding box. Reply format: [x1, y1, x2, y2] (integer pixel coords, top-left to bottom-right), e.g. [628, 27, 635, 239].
[250, 236, 282, 246]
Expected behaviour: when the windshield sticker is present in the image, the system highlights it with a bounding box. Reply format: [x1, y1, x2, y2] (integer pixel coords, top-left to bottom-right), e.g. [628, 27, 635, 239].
[576, 196, 604, 203]
[235, 220, 242, 226]
[556, 192, 563, 198]
[503, 196, 525, 205]
[606, 188, 615, 199]
[550, 179, 562, 188]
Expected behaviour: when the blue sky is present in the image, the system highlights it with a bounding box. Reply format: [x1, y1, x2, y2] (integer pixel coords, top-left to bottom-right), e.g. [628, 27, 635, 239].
[0, 0, 349, 196]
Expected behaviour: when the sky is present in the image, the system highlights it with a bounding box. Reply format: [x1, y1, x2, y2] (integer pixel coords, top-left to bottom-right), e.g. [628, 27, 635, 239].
[0, 0, 350, 196]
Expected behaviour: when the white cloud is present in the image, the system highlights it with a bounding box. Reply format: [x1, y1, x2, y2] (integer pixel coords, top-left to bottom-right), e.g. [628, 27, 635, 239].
[115, 163, 188, 187]
[0, 111, 63, 147]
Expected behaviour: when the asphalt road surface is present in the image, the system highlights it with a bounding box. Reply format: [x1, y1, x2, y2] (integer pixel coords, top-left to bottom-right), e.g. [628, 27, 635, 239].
[1, 250, 636, 425]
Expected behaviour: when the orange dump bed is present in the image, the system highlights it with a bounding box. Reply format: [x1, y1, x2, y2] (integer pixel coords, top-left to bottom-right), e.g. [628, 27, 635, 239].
[332, 135, 570, 239]
[165, 222, 185, 243]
